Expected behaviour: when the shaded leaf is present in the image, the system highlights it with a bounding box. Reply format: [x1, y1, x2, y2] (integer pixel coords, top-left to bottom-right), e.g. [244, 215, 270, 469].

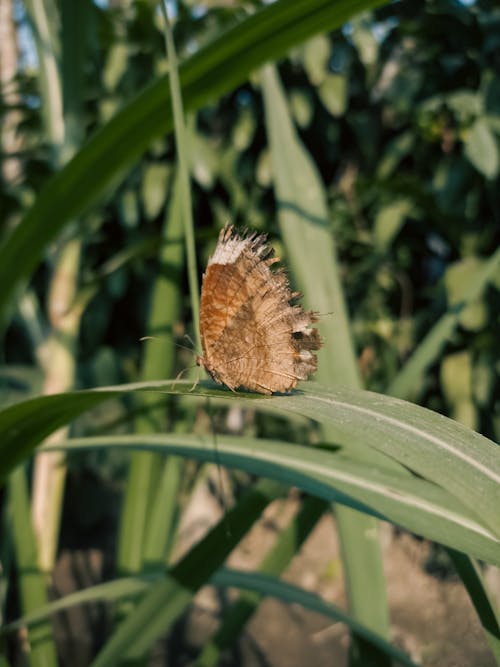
[464, 118, 500, 179]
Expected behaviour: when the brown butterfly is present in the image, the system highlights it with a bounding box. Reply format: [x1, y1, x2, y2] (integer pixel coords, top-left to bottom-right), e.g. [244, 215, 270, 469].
[196, 225, 322, 394]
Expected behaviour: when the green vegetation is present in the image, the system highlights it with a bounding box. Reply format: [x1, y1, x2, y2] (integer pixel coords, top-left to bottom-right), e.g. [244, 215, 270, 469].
[0, 1, 499, 666]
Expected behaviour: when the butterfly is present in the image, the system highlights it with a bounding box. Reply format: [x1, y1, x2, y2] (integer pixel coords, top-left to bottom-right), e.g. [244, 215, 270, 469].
[196, 225, 322, 394]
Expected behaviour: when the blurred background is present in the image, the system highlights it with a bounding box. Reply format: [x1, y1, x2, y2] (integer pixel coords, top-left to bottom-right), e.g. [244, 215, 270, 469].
[1, 1, 499, 666]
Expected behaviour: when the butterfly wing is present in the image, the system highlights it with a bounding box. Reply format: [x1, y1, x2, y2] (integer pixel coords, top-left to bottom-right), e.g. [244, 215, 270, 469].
[199, 226, 322, 394]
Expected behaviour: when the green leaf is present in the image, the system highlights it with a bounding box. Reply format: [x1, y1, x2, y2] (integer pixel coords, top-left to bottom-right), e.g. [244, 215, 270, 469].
[446, 90, 481, 119]
[261, 64, 360, 388]
[374, 198, 412, 251]
[42, 430, 500, 566]
[441, 351, 472, 405]
[445, 257, 490, 331]
[464, 117, 500, 179]
[441, 351, 477, 429]
[351, 14, 379, 66]
[318, 73, 348, 117]
[1, 381, 498, 546]
[376, 131, 414, 179]
[7, 469, 58, 666]
[141, 163, 171, 219]
[303, 34, 331, 85]
[289, 89, 314, 128]
[388, 246, 500, 401]
[447, 550, 500, 661]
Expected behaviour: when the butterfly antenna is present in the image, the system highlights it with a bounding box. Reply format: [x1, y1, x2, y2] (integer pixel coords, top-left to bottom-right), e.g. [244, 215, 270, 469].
[141, 335, 198, 356]
[175, 333, 203, 356]
[175, 341, 197, 354]
[183, 332, 196, 349]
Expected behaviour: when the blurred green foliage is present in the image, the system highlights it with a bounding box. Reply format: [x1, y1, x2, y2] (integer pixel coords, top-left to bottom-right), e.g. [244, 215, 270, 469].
[1, 0, 499, 664]
[3, 0, 498, 434]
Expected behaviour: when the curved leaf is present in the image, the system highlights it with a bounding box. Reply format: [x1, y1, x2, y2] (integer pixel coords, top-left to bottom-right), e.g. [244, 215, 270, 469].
[1, 568, 418, 667]
[43, 432, 500, 566]
[1, 380, 498, 539]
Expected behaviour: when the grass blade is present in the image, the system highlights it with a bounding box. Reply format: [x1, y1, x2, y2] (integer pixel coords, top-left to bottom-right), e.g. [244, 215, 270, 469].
[388, 246, 500, 401]
[91, 479, 284, 666]
[117, 172, 184, 575]
[43, 432, 500, 566]
[2, 381, 498, 555]
[212, 568, 418, 667]
[262, 61, 390, 660]
[6, 468, 58, 666]
[447, 550, 500, 661]
[193, 496, 327, 667]
[1, 381, 499, 536]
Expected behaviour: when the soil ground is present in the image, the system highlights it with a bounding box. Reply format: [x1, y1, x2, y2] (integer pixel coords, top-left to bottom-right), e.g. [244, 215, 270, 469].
[181, 494, 497, 667]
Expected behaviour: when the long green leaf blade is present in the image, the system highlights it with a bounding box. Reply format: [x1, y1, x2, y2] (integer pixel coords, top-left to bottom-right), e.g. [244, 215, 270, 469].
[42, 432, 500, 566]
[1, 381, 498, 558]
